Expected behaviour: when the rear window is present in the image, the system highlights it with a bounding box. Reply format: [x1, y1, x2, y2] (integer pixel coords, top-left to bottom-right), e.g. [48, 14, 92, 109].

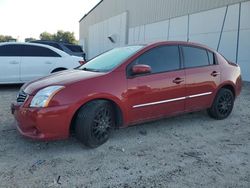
[65, 45, 83, 52]
[25, 45, 61, 57]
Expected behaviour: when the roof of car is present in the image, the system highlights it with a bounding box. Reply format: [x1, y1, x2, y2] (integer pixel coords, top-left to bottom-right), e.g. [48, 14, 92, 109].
[116, 41, 215, 53]
[144, 41, 216, 52]
[30, 40, 81, 46]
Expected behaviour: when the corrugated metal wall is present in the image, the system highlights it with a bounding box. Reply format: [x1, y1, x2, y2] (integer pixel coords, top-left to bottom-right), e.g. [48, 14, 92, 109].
[80, 0, 248, 38]
[79, 0, 250, 81]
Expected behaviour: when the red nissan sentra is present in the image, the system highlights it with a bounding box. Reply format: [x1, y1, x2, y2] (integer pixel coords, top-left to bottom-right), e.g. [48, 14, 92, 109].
[11, 41, 242, 148]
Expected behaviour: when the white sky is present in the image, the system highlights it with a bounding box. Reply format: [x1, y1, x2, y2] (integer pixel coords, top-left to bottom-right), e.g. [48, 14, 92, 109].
[0, 0, 100, 41]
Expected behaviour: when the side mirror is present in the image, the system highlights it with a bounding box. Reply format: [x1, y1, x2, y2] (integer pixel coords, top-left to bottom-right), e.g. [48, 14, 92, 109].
[132, 64, 151, 75]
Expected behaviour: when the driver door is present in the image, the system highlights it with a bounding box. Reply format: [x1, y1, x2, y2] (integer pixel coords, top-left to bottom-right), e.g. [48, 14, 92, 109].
[126, 45, 186, 124]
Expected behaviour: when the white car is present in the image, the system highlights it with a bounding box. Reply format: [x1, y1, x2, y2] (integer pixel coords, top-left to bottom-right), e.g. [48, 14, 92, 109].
[0, 42, 84, 84]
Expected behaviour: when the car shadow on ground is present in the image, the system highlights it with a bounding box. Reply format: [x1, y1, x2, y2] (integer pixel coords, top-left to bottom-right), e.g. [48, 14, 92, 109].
[4, 110, 212, 153]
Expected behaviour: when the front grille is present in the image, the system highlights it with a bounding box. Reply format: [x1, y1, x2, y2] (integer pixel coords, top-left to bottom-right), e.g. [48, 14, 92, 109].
[17, 90, 28, 104]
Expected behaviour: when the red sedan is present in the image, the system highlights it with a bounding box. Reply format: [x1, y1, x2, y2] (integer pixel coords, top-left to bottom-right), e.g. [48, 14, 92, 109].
[11, 41, 242, 148]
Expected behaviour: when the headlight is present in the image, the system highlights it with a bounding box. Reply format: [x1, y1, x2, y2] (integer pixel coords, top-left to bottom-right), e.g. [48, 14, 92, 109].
[30, 86, 65, 107]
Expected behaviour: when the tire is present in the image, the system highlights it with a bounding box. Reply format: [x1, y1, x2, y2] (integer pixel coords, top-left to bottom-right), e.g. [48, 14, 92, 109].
[207, 88, 235, 120]
[75, 100, 115, 148]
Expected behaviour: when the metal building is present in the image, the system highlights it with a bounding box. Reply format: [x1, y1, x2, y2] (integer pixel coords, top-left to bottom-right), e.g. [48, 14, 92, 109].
[79, 0, 250, 81]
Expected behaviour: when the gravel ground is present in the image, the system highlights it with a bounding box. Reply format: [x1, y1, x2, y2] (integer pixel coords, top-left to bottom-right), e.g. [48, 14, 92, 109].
[0, 83, 249, 188]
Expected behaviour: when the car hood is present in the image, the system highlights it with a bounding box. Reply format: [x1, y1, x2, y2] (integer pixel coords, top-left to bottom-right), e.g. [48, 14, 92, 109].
[22, 69, 105, 95]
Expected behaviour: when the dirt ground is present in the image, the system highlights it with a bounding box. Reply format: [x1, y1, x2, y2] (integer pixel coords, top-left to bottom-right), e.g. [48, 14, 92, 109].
[0, 83, 249, 188]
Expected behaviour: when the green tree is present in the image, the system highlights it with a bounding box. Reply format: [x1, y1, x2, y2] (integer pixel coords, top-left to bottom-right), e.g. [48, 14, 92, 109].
[54, 30, 77, 44]
[40, 32, 54, 41]
[0, 35, 16, 42]
[39, 31, 77, 44]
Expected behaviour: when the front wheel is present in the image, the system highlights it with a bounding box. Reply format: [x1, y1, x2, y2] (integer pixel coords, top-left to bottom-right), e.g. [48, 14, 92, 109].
[207, 88, 235, 120]
[75, 100, 115, 148]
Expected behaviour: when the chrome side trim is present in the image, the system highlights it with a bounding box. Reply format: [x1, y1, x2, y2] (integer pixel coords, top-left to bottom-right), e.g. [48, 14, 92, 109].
[133, 97, 186, 108]
[133, 92, 212, 108]
[187, 92, 212, 99]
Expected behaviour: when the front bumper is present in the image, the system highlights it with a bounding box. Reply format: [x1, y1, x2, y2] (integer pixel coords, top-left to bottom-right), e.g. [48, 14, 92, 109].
[11, 103, 73, 141]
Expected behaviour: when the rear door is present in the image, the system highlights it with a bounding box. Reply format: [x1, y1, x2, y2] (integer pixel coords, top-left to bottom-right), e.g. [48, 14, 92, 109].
[20, 45, 61, 82]
[182, 46, 221, 111]
[0, 44, 20, 83]
[126, 45, 186, 124]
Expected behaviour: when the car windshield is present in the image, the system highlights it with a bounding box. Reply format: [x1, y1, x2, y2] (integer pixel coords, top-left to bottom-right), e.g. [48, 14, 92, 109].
[79, 46, 144, 72]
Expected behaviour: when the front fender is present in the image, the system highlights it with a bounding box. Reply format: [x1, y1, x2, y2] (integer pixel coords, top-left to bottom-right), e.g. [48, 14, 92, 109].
[71, 93, 128, 126]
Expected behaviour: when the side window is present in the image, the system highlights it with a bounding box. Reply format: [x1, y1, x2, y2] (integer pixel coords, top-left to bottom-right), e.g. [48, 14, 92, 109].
[207, 51, 216, 65]
[21, 45, 61, 57]
[0, 45, 61, 57]
[0, 45, 21, 56]
[182, 46, 209, 68]
[128, 45, 180, 76]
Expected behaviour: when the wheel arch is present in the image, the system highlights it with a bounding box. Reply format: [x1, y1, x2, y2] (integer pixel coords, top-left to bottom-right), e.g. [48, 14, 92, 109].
[70, 97, 124, 133]
[218, 82, 236, 98]
[208, 82, 236, 120]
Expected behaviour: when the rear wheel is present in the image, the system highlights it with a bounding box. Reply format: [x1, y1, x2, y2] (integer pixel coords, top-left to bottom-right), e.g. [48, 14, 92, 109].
[75, 100, 115, 148]
[207, 88, 234, 120]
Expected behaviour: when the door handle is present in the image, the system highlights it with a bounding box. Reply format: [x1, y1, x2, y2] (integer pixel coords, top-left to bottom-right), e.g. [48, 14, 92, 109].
[173, 77, 184, 84]
[211, 71, 220, 77]
[9, 61, 19, 64]
[45, 61, 52, 64]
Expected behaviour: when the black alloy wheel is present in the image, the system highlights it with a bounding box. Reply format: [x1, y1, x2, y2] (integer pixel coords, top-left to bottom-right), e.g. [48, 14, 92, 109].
[216, 91, 234, 116]
[75, 100, 114, 148]
[208, 88, 235, 120]
[92, 106, 112, 143]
